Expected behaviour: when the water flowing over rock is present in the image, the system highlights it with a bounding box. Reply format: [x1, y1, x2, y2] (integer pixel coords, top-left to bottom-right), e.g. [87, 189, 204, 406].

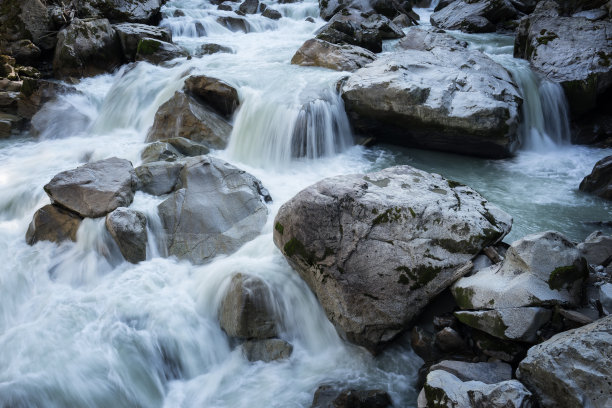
[25, 204, 82, 245]
[43, 157, 138, 218]
[157, 156, 269, 264]
[430, 0, 519, 33]
[341, 29, 522, 158]
[183, 75, 239, 118]
[516, 315, 612, 408]
[241, 338, 293, 362]
[135, 38, 188, 64]
[291, 39, 376, 72]
[194, 43, 234, 56]
[105, 207, 148, 263]
[579, 155, 612, 201]
[273, 165, 512, 352]
[53, 18, 123, 79]
[113, 23, 172, 61]
[262, 8, 282, 19]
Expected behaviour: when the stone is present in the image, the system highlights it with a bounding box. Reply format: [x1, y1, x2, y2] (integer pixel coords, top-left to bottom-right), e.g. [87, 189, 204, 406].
[423, 370, 535, 407]
[315, 10, 387, 53]
[5, 39, 42, 66]
[578, 230, 612, 265]
[195, 43, 234, 56]
[80, 0, 165, 25]
[291, 39, 376, 72]
[0, 0, 54, 52]
[341, 29, 521, 159]
[579, 156, 612, 201]
[105, 207, 147, 263]
[452, 231, 588, 309]
[146, 92, 232, 150]
[43, 157, 138, 218]
[216, 16, 251, 32]
[239, 0, 259, 13]
[135, 161, 183, 196]
[318, 0, 346, 20]
[572, 8, 608, 20]
[183, 75, 239, 118]
[113, 23, 172, 61]
[600, 283, 612, 313]
[517, 315, 612, 408]
[135, 38, 189, 64]
[429, 360, 512, 384]
[241, 338, 293, 362]
[430, 0, 518, 33]
[411, 326, 438, 362]
[455, 307, 552, 342]
[435, 327, 466, 352]
[311, 385, 392, 408]
[53, 18, 123, 79]
[0, 113, 25, 138]
[25, 204, 82, 245]
[262, 8, 282, 19]
[157, 156, 269, 264]
[273, 165, 512, 352]
[218, 3, 233, 10]
[471, 330, 527, 363]
[163, 137, 210, 157]
[219, 273, 277, 339]
[392, 13, 416, 28]
[141, 141, 182, 163]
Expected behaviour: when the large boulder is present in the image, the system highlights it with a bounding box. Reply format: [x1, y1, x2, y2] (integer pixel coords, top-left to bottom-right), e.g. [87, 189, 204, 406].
[291, 39, 376, 72]
[80, 0, 166, 24]
[146, 91, 232, 150]
[135, 160, 183, 196]
[183, 75, 239, 118]
[455, 307, 552, 342]
[105, 207, 147, 263]
[452, 231, 588, 309]
[0, 0, 54, 52]
[157, 156, 270, 264]
[516, 315, 612, 408]
[241, 338, 293, 362]
[579, 155, 612, 201]
[273, 165, 512, 352]
[53, 18, 123, 79]
[578, 230, 612, 265]
[514, 3, 612, 116]
[430, 0, 519, 33]
[43, 157, 138, 218]
[428, 360, 512, 384]
[25, 204, 82, 245]
[135, 38, 188, 64]
[113, 23, 172, 61]
[341, 30, 522, 158]
[311, 385, 392, 408]
[140, 137, 210, 164]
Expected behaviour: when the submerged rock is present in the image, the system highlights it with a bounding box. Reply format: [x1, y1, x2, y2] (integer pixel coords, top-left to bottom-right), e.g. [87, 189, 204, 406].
[113, 23, 172, 61]
[273, 165, 511, 352]
[579, 155, 612, 201]
[291, 39, 376, 72]
[105, 207, 147, 263]
[26, 204, 82, 245]
[241, 338, 293, 362]
[135, 38, 188, 64]
[195, 43, 234, 56]
[183, 75, 239, 118]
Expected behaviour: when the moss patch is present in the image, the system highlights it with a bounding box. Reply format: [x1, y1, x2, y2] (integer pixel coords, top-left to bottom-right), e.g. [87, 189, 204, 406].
[452, 286, 476, 310]
[447, 179, 464, 189]
[274, 222, 284, 234]
[548, 259, 588, 291]
[372, 207, 403, 225]
[396, 264, 442, 290]
[137, 38, 162, 55]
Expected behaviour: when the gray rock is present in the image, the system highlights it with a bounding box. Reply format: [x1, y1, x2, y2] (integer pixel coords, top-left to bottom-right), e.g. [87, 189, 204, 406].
[163, 137, 211, 157]
[0, 0, 54, 52]
[141, 141, 182, 163]
[291, 39, 376, 72]
[183, 75, 239, 118]
[452, 231, 588, 309]
[157, 156, 269, 264]
[600, 283, 612, 313]
[219, 273, 277, 339]
[81, 0, 165, 24]
[572, 7, 608, 20]
[311, 385, 392, 408]
[239, 0, 259, 14]
[194, 43, 234, 56]
[113, 23, 172, 61]
[578, 230, 612, 265]
[392, 13, 417, 28]
[471, 330, 527, 363]
[262, 8, 282, 19]
[241, 338, 293, 362]
[26, 204, 82, 245]
[218, 3, 233, 10]
[273, 165, 512, 352]
[430, 0, 518, 33]
[435, 327, 466, 352]
[315, 10, 390, 53]
[579, 156, 612, 201]
[135, 38, 189, 64]
[341, 31, 522, 158]
[146, 91, 232, 150]
[0, 113, 25, 138]
[136, 161, 183, 196]
[216, 16, 251, 32]
[429, 360, 512, 384]
[53, 19, 123, 79]
[517, 315, 612, 408]
[455, 307, 552, 342]
[105, 207, 147, 263]
[319, 0, 346, 20]
[423, 370, 535, 407]
[44, 157, 138, 218]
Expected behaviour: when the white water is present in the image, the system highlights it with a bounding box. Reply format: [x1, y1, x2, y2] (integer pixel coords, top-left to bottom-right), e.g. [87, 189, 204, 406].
[0, 1, 610, 407]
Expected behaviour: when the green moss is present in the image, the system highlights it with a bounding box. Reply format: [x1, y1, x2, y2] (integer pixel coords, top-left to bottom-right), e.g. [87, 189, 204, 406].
[372, 207, 403, 225]
[396, 265, 442, 290]
[283, 237, 315, 265]
[371, 208, 378, 215]
[548, 259, 588, 291]
[455, 311, 509, 339]
[597, 51, 611, 67]
[452, 286, 475, 309]
[536, 30, 558, 45]
[447, 179, 464, 188]
[408, 207, 416, 218]
[482, 210, 498, 227]
[274, 222, 284, 234]
[137, 38, 162, 56]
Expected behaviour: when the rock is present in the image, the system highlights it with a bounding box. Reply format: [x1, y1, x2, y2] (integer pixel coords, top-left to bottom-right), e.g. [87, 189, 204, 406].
[452, 231, 588, 309]
[135, 38, 188, 64]
[423, 370, 535, 407]
[392, 13, 416, 28]
[579, 156, 612, 201]
[105, 208, 147, 263]
[291, 39, 376, 72]
[578, 230, 612, 265]
[0, 113, 25, 138]
[135, 161, 183, 196]
[163, 137, 211, 157]
[514, 7, 612, 116]
[430, 0, 518, 33]
[141, 141, 182, 163]
[429, 360, 512, 384]
[82, 0, 165, 24]
[411, 326, 438, 362]
[305, 16, 316, 23]
[241, 338, 293, 362]
[471, 330, 527, 362]
[25, 204, 82, 245]
[216, 16, 251, 32]
[146, 91, 232, 150]
[435, 327, 466, 352]
[315, 10, 391, 53]
[311, 385, 392, 408]
[273, 165, 512, 352]
[455, 307, 552, 342]
[157, 156, 269, 264]
[517, 315, 612, 408]
[318, 0, 346, 20]
[600, 283, 612, 313]
[572, 8, 608, 20]
[195, 43, 234, 56]
[239, 0, 259, 13]
[262, 8, 282, 19]
[341, 30, 521, 159]
[183, 75, 239, 118]
[435, 0, 457, 11]
[43, 157, 138, 218]
[113, 23, 172, 61]
[218, 3, 233, 10]
[219, 273, 277, 339]
[5, 39, 42, 66]
[53, 18, 123, 79]
[0, 0, 54, 52]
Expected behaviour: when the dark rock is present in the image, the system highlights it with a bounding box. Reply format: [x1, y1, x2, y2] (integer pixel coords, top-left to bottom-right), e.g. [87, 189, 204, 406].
[579, 156, 612, 201]
[241, 338, 293, 362]
[218, 3, 233, 10]
[216, 16, 251, 32]
[315, 10, 391, 53]
[311, 385, 392, 408]
[135, 160, 183, 195]
[262, 8, 282, 19]
[195, 43, 234, 56]
[163, 137, 211, 157]
[141, 141, 182, 163]
[113, 23, 172, 61]
[411, 326, 437, 361]
[435, 327, 466, 352]
[429, 360, 512, 384]
[80, 0, 166, 25]
[135, 38, 188, 64]
[26, 204, 82, 245]
[291, 39, 376, 72]
[455, 308, 552, 343]
[183, 75, 239, 118]
[239, 0, 259, 14]
[430, 0, 518, 33]
[471, 330, 528, 363]
[0, 0, 54, 52]
[105, 207, 147, 263]
[5, 40, 42, 66]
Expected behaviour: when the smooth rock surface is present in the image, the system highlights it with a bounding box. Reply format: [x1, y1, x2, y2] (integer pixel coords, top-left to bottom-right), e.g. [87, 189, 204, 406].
[578, 230, 612, 265]
[241, 338, 293, 362]
[430, 0, 518, 33]
[135, 161, 183, 196]
[429, 360, 512, 384]
[105, 207, 147, 263]
[291, 39, 376, 72]
[579, 155, 612, 201]
[183, 75, 239, 118]
[25, 204, 82, 245]
[455, 307, 552, 342]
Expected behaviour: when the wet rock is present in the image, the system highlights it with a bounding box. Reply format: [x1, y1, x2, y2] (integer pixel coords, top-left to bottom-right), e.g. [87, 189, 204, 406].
[135, 38, 188, 64]
[146, 91, 232, 150]
[578, 230, 612, 265]
[319, 0, 346, 20]
[517, 315, 612, 408]
[219, 273, 277, 339]
[216, 16, 251, 32]
[241, 338, 293, 362]
[471, 330, 527, 363]
[572, 7, 608, 19]
[430, 0, 518, 33]
[291, 39, 376, 72]
[113, 23, 172, 61]
[194, 43, 234, 56]
[0, 113, 25, 138]
[392, 13, 416, 28]
[53, 18, 123, 79]
[163, 137, 210, 157]
[105, 207, 147, 263]
[239, 0, 259, 13]
[600, 283, 612, 313]
[262, 8, 282, 19]
[157, 156, 269, 264]
[141, 141, 182, 163]
[311, 385, 392, 408]
[5, 40, 42, 66]
[81, 0, 166, 25]
[0, 0, 54, 52]
[273, 165, 512, 352]
[435, 327, 466, 352]
[423, 370, 535, 407]
[579, 156, 612, 201]
[183, 75, 239, 118]
[452, 231, 588, 309]
[218, 3, 233, 10]
[455, 307, 552, 342]
[429, 360, 512, 384]
[25, 204, 82, 245]
[136, 161, 183, 195]
[411, 326, 438, 361]
[43, 157, 138, 218]
[341, 29, 521, 159]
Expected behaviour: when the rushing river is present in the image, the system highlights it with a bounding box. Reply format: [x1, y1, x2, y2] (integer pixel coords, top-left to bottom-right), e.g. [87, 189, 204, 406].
[0, 0, 610, 406]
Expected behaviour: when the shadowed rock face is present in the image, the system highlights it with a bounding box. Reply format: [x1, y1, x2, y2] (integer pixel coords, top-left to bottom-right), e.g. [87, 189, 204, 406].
[430, 0, 518, 33]
[273, 165, 511, 352]
[579, 155, 612, 200]
[183, 75, 240, 118]
[26, 204, 82, 245]
[105, 207, 147, 263]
